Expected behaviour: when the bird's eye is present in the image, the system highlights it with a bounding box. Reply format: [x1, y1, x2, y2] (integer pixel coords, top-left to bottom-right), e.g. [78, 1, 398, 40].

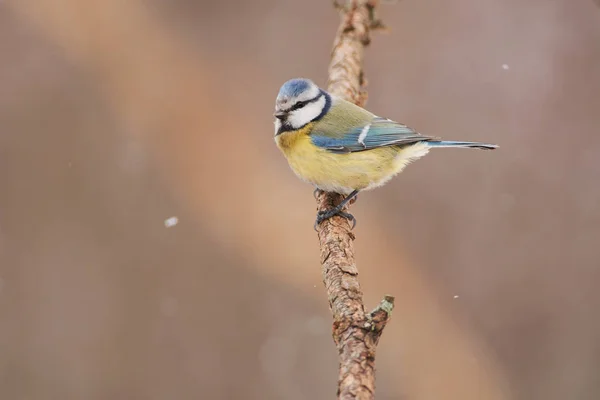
[290, 100, 309, 111]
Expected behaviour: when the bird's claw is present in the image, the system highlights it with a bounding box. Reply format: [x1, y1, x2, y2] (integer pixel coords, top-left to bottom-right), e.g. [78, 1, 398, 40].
[338, 211, 356, 229]
[313, 209, 357, 231]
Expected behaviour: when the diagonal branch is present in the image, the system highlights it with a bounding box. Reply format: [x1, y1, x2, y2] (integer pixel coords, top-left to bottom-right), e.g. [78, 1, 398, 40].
[316, 1, 394, 399]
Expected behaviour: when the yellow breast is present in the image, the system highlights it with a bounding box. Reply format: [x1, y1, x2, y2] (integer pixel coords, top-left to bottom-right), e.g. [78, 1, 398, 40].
[275, 125, 430, 194]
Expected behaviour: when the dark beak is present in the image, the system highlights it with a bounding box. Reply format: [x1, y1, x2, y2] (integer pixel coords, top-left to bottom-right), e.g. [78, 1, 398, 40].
[273, 110, 287, 120]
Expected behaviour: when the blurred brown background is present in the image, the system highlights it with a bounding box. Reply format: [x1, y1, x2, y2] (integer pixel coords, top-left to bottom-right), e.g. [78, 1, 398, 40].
[1, 0, 599, 399]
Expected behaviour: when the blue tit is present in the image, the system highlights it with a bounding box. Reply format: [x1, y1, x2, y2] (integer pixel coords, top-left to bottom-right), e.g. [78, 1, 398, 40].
[273, 78, 498, 228]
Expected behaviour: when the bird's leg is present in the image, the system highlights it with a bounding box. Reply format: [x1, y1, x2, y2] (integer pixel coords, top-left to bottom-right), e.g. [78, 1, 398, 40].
[314, 190, 359, 230]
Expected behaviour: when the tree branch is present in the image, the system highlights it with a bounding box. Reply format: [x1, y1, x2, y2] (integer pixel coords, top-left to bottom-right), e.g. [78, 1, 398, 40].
[316, 1, 393, 399]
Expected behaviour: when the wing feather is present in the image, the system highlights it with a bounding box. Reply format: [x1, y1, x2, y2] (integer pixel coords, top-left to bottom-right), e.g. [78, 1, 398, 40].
[311, 117, 436, 153]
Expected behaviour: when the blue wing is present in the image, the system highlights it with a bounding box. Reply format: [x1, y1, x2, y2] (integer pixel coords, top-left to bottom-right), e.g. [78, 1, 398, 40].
[311, 117, 435, 154]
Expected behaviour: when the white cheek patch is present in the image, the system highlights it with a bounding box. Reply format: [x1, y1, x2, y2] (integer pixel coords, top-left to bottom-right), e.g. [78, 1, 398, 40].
[287, 95, 326, 129]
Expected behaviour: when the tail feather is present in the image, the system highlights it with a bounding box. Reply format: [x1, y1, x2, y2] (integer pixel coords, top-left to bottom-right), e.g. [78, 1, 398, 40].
[427, 140, 498, 150]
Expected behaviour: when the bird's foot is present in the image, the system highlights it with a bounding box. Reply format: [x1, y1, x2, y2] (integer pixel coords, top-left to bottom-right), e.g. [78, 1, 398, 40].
[314, 209, 356, 231]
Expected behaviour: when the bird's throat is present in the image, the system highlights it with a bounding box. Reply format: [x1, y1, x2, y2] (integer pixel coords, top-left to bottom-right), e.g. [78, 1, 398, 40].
[275, 123, 314, 154]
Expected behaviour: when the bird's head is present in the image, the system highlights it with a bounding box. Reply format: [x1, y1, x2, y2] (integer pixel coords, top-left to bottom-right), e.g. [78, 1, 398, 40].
[274, 78, 330, 135]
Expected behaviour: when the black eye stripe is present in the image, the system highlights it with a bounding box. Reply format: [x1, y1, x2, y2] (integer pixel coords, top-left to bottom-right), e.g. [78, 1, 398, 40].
[287, 92, 323, 112]
[289, 100, 309, 111]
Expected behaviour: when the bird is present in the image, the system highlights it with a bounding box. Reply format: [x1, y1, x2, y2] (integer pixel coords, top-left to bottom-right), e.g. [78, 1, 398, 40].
[273, 78, 498, 229]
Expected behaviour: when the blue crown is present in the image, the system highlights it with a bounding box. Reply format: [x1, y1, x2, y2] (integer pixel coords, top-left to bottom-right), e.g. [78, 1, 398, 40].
[278, 78, 313, 98]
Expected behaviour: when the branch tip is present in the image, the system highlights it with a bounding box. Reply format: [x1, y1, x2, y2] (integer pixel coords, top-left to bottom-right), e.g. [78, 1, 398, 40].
[374, 295, 395, 316]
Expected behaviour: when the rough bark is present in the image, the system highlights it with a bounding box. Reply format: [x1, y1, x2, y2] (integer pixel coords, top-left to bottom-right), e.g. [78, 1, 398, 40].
[316, 1, 394, 399]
